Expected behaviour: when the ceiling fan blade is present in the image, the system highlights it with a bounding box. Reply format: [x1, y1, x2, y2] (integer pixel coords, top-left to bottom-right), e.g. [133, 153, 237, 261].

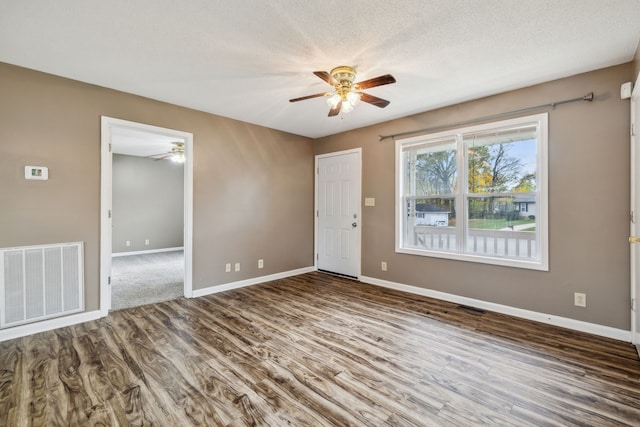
[356, 74, 396, 90]
[145, 152, 172, 160]
[328, 101, 342, 117]
[314, 71, 337, 86]
[289, 93, 326, 102]
[360, 93, 391, 108]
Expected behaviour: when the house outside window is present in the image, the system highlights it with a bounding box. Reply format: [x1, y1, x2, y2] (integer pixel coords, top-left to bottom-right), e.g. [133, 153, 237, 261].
[514, 195, 536, 217]
[396, 113, 548, 270]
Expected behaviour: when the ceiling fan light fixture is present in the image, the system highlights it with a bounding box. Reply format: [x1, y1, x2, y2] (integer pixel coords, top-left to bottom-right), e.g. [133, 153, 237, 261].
[347, 91, 361, 106]
[290, 66, 395, 117]
[326, 93, 342, 109]
[171, 152, 185, 163]
[171, 142, 185, 163]
[341, 101, 354, 113]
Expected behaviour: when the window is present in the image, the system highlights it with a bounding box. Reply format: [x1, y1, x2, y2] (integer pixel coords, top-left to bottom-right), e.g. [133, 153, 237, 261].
[396, 113, 548, 270]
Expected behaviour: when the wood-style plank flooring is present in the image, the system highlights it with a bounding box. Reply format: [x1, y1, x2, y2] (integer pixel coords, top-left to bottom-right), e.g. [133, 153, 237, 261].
[1, 272, 639, 426]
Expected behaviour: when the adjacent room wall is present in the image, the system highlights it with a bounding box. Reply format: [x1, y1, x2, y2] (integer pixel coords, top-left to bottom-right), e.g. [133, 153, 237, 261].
[112, 154, 184, 253]
[315, 63, 633, 330]
[0, 62, 315, 312]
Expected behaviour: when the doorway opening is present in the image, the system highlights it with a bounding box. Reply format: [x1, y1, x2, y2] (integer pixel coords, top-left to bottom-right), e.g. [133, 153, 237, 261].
[100, 117, 193, 314]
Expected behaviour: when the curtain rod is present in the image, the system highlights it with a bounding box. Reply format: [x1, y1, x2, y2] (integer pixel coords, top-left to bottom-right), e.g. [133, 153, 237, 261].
[378, 92, 594, 142]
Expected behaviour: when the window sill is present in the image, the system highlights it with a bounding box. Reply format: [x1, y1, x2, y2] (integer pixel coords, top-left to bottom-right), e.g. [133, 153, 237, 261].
[396, 246, 549, 271]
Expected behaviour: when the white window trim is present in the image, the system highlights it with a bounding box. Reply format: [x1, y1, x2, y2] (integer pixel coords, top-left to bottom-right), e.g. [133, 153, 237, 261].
[395, 113, 549, 271]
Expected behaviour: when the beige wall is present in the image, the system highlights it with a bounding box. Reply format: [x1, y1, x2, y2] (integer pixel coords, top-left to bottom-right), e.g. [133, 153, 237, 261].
[0, 62, 314, 311]
[315, 64, 633, 330]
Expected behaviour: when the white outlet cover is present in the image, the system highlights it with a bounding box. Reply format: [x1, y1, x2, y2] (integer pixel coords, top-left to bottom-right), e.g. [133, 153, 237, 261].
[574, 292, 587, 307]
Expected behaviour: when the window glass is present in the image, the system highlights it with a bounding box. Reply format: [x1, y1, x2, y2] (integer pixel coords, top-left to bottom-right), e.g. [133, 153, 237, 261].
[396, 114, 547, 270]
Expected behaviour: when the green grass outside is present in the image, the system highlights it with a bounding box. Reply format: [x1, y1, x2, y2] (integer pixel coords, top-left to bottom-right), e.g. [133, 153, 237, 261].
[467, 218, 535, 230]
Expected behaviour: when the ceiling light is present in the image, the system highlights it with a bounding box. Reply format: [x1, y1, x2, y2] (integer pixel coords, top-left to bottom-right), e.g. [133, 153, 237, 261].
[347, 91, 361, 106]
[171, 152, 185, 163]
[341, 100, 354, 113]
[326, 93, 342, 109]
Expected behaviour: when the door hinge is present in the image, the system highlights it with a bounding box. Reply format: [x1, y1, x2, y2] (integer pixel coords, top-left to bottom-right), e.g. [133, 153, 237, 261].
[632, 298, 636, 311]
[316, 253, 319, 261]
[632, 211, 636, 224]
[109, 143, 112, 152]
[317, 210, 319, 217]
[632, 123, 636, 137]
[108, 209, 112, 219]
[108, 276, 111, 285]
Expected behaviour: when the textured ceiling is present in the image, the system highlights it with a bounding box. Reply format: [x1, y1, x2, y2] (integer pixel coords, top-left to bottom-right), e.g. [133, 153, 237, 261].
[1, 1, 639, 139]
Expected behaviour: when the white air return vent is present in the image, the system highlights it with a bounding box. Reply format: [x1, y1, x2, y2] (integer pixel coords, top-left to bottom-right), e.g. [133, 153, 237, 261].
[1, 242, 84, 329]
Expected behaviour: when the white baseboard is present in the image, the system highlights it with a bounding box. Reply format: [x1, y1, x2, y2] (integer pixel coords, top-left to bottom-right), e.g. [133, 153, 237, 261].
[3, 270, 628, 345]
[192, 266, 315, 298]
[360, 275, 631, 343]
[112, 247, 184, 257]
[0, 310, 103, 342]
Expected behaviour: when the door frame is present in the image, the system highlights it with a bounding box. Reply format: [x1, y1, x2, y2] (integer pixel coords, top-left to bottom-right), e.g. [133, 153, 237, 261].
[100, 116, 194, 315]
[631, 73, 640, 349]
[314, 148, 362, 278]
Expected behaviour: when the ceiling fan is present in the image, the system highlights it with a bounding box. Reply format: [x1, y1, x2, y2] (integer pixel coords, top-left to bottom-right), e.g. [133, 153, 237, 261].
[289, 66, 396, 117]
[146, 142, 185, 163]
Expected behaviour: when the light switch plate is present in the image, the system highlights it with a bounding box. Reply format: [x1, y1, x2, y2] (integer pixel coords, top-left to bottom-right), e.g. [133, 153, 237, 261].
[621, 81, 632, 99]
[365, 197, 375, 206]
[25, 166, 48, 180]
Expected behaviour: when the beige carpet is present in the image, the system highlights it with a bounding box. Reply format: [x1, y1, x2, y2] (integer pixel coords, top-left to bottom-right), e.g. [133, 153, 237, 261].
[111, 250, 184, 310]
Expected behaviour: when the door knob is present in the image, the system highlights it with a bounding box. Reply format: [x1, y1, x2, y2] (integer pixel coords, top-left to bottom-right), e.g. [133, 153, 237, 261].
[630, 236, 640, 244]
[352, 222, 358, 228]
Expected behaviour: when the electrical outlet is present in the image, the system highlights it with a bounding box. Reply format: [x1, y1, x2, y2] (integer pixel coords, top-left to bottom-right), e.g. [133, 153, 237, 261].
[574, 292, 586, 307]
[145, 239, 150, 245]
[225, 263, 231, 273]
[258, 259, 264, 269]
[381, 261, 387, 271]
[125, 240, 131, 247]
[235, 262, 240, 272]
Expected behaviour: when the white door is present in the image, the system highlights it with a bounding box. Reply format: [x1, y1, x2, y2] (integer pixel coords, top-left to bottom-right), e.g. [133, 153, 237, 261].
[316, 149, 361, 278]
[631, 75, 640, 351]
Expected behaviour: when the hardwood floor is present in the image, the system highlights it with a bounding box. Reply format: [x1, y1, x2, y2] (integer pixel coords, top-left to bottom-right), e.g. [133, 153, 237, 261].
[1, 272, 639, 426]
